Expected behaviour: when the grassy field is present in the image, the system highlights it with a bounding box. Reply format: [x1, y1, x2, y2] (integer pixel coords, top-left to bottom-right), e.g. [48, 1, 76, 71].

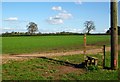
[2, 35, 111, 54]
[2, 35, 120, 80]
[2, 51, 120, 80]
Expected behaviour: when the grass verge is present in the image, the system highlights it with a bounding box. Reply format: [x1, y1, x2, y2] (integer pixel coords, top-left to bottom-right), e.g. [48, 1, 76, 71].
[2, 51, 120, 80]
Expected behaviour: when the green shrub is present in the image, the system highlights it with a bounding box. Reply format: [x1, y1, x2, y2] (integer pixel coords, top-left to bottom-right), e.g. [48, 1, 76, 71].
[87, 65, 99, 71]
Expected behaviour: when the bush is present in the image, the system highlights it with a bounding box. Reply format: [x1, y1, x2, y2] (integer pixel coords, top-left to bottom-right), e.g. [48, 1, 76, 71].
[87, 65, 99, 71]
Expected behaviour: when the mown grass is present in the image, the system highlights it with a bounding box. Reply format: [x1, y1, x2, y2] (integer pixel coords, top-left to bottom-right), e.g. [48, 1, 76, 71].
[61, 70, 118, 80]
[2, 51, 120, 80]
[2, 35, 111, 54]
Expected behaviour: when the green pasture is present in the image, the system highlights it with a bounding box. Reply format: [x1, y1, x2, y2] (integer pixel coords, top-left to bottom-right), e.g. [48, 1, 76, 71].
[2, 51, 120, 80]
[2, 35, 120, 80]
[2, 35, 111, 54]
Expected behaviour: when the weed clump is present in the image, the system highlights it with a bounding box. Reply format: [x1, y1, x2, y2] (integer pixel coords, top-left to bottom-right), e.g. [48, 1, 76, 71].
[86, 65, 99, 71]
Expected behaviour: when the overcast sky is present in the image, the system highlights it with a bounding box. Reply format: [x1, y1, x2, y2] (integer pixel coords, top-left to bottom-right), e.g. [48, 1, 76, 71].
[1, 1, 120, 33]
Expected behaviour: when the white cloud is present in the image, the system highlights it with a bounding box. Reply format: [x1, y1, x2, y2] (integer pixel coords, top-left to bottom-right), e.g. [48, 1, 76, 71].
[46, 12, 72, 24]
[4, 17, 18, 21]
[52, 6, 62, 11]
[2, 27, 26, 30]
[62, 10, 67, 13]
[104, 29, 108, 32]
[46, 16, 64, 24]
[72, 28, 82, 33]
[47, 6, 73, 25]
[40, 27, 82, 33]
[58, 12, 72, 20]
[2, 27, 14, 30]
[1, 27, 27, 33]
[64, 28, 82, 33]
[53, 15, 61, 19]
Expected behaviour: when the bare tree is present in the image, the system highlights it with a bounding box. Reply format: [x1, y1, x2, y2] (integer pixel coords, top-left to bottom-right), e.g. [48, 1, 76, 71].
[84, 21, 95, 34]
[27, 22, 38, 34]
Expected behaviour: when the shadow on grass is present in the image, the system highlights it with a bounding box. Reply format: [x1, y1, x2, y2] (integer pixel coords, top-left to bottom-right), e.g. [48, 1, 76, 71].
[103, 67, 111, 70]
[38, 57, 85, 69]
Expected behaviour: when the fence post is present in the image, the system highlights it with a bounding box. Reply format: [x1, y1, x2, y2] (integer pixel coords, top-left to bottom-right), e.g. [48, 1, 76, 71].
[83, 34, 86, 60]
[103, 45, 106, 68]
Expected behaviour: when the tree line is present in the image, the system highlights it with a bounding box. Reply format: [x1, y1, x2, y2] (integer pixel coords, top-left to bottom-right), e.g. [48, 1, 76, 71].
[1, 21, 120, 37]
[26, 21, 96, 35]
[1, 31, 112, 37]
[1, 31, 89, 37]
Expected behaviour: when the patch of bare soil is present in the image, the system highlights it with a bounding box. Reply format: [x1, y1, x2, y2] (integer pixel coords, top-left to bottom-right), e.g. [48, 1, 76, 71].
[54, 66, 86, 80]
[42, 65, 86, 80]
[1, 46, 111, 64]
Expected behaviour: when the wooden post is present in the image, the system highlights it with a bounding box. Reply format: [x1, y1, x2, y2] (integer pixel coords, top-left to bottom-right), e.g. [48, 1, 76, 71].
[94, 59, 98, 66]
[110, 0, 118, 70]
[103, 45, 106, 68]
[84, 34, 86, 60]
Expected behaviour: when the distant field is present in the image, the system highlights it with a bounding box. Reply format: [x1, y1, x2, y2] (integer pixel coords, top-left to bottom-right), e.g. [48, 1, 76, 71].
[2, 35, 115, 54]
